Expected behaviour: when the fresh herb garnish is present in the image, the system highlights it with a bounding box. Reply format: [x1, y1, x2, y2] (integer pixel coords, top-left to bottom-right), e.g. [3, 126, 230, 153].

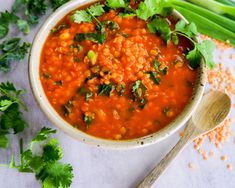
[17, 19, 30, 34]
[10, 127, 74, 188]
[0, 11, 18, 38]
[148, 18, 215, 68]
[131, 80, 148, 109]
[0, 82, 27, 148]
[51, 23, 68, 33]
[136, 0, 172, 20]
[50, 0, 70, 10]
[78, 86, 93, 102]
[106, 0, 128, 8]
[54, 80, 63, 86]
[71, 3, 105, 24]
[63, 100, 73, 117]
[83, 114, 93, 128]
[102, 20, 120, 30]
[146, 71, 161, 85]
[0, 38, 30, 72]
[98, 84, 114, 96]
[74, 32, 106, 44]
[43, 72, 51, 79]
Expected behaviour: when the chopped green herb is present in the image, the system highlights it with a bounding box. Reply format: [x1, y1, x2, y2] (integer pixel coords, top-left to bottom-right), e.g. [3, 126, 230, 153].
[84, 114, 93, 128]
[161, 67, 168, 75]
[139, 98, 148, 109]
[98, 84, 114, 96]
[74, 32, 106, 44]
[78, 86, 93, 102]
[132, 80, 148, 109]
[103, 20, 120, 30]
[54, 80, 63, 86]
[43, 72, 51, 79]
[70, 43, 83, 51]
[74, 57, 81, 63]
[117, 84, 125, 96]
[51, 23, 68, 33]
[87, 50, 97, 65]
[63, 100, 73, 117]
[153, 60, 160, 71]
[146, 71, 161, 85]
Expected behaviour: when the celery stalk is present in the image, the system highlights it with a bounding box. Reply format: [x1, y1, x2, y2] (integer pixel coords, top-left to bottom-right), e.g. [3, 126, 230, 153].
[186, 0, 235, 17]
[172, 0, 235, 33]
[174, 5, 235, 46]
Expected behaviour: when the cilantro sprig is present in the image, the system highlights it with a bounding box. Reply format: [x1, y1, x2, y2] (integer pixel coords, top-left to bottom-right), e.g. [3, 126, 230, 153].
[148, 18, 215, 69]
[71, 3, 105, 24]
[0, 82, 27, 148]
[10, 127, 74, 188]
[0, 38, 30, 72]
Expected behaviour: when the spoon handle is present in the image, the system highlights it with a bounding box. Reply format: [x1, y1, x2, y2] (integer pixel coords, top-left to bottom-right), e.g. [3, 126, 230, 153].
[137, 121, 197, 188]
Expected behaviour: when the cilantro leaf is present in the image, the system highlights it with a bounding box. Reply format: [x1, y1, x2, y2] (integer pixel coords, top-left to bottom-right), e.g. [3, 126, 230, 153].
[146, 71, 161, 85]
[71, 3, 105, 24]
[132, 80, 148, 109]
[0, 82, 26, 110]
[50, 0, 70, 10]
[17, 19, 30, 34]
[136, 0, 172, 20]
[0, 24, 9, 39]
[31, 127, 56, 143]
[0, 82, 27, 148]
[38, 162, 73, 188]
[0, 38, 30, 72]
[98, 84, 114, 96]
[106, 0, 127, 8]
[10, 127, 74, 188]
[87, 3, 105, 17]
[42, 139, 63, 162]
[175, 20, 198, 39]
[0, 99, 14, 112]
[0, 103, 27, 134]
[74, 32, 106, 44]
[147, 17, 171, 43]
[71, 10, 92, 24]
[84, 114, 93, 128]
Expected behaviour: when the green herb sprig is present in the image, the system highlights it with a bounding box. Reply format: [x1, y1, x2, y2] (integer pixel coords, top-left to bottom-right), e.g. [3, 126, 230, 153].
[10, 127, 74, 188]
[0, 82, 27, 148]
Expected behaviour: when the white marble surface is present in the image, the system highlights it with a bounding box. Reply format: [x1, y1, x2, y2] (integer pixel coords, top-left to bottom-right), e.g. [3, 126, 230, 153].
[0, 1, 235, 188]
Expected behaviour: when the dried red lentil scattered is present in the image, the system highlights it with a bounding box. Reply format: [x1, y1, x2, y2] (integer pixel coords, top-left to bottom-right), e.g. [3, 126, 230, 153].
[221, 155, 228, 161]
[191, 36, 235, 169]
[227, 164, 233, 170]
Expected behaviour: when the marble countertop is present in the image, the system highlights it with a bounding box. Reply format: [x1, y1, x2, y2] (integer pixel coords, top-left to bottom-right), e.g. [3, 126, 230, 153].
[0, 1, 235, 187]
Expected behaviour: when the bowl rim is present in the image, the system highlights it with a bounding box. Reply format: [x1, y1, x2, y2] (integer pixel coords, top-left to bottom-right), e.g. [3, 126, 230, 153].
[28, 0, 207, 149]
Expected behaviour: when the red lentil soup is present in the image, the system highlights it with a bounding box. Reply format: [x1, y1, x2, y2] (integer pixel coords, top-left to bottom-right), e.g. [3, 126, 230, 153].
[40, 2, 197, 140]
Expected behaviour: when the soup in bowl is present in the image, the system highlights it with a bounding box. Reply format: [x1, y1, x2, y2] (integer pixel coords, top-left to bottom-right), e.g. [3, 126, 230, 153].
[29, 0, 206, 148]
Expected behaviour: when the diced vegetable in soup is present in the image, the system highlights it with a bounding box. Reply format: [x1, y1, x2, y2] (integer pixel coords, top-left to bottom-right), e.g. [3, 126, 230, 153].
[40, 1, 198, 140]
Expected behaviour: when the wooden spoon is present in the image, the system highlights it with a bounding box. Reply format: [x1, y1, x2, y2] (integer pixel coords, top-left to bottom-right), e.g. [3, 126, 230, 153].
[137, 91, 232, 188]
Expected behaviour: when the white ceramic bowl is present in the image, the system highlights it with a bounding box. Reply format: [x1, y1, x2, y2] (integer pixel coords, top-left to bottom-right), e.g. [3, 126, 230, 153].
[29, 0, 207, 149]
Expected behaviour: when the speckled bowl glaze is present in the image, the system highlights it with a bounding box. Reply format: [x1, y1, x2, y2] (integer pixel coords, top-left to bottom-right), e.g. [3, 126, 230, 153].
[29, 0, 207, 149]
